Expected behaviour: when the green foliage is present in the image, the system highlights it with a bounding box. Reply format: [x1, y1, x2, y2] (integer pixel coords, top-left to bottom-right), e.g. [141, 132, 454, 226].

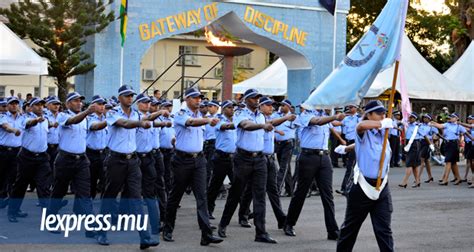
[0, 0, 115, 101]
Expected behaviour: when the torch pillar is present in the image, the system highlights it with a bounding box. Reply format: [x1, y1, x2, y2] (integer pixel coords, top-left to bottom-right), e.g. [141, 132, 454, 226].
[222, 56, 234, 101]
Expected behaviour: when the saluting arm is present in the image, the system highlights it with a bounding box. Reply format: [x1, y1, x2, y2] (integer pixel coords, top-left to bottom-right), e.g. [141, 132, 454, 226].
[459, 122, 473, 129]
[89, 121, 107, 131]
[239, 120, 272, 131]
[310, 113, 345, 126]
[330, 128, 346, 145]
[65, 105, 96, 125]
[356, 120, 382, 134]
[153, 121, 172, 128]
[428, 121, 444, 130]
[1, 122, 21, 135]
[25, 117, 44, 129]
[185, 117, 218, 127]
[220, 123, 235, 130]
[114, 119, 149, 129]
[268, 114, 296, 127]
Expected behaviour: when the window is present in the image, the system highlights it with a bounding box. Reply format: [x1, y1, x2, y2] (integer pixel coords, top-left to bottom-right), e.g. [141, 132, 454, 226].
[178, 45, 198, 66]
[173, 91, 180, 99]
[212, 92, 218, 101]
[34, 87, 40, 97]
[0, 86, 5, 97]
[48, 87, 56, 97]
[235, 54, 252, 69]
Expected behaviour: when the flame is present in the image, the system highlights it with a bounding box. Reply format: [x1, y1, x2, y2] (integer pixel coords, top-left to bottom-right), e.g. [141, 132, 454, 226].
[204, 27, 236, 47]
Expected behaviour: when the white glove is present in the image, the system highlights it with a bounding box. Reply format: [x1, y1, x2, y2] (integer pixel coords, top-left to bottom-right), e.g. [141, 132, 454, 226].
[404, 144, 411, 152]
[379, 118, 394, 129]
[335, 145, 347, 155]
[429, 144, 435, 152]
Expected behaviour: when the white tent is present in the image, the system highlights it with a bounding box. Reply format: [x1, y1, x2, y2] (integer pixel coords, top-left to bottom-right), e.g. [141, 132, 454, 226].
[365, 34, 473, 102]
[233, 58, 287, 96]
[443, 41, 474, 87]
[0, 22, 48, 75]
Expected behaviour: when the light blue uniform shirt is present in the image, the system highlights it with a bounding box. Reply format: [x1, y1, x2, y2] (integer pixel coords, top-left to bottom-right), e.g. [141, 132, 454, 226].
[234, 107, 265, 152]
[296, 110, 331, 150]
[341, 114, 360, 141]
[159, 115, 175, 149]
[356, 128, 391, 179]
[274, 112, 296, 141]
[57, 110, 87, 154]
[174, 107, 205, 153]
[44, 110, 60, 144]
[204, 113, 218, 141]
[263, 114, 277, 154]
[136, 111, 154, 153]
[442, 122, 466, 140]
[106, 106, 140, 153]
[21, 112, 49, 152]
[0, 111, 23, 147]
[418, 123, 439, 141]
[215, 114, 236, 153]
[151, 122, 161, 150]
[86, 113, 108, 150]
[390, 119, 402, 136]
[405, 122, 423, 140]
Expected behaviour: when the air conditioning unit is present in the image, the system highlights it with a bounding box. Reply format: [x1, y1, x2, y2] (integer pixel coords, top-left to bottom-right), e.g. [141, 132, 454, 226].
[142, 69, 157, 81]
[214, 67, 223, 78]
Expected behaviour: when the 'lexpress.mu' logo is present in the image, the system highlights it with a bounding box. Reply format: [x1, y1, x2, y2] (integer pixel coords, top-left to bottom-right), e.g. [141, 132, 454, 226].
[39, 208, 148, 237]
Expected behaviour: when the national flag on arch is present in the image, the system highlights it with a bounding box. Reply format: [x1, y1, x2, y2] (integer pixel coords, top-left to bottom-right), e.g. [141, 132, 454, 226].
[303, 0, 409, 109]
[120, 0, 128, 47]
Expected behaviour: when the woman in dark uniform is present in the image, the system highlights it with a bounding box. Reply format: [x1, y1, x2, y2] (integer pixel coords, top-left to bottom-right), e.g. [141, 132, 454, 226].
[460, 115, 474, 188]
[337, 100, 394, 252]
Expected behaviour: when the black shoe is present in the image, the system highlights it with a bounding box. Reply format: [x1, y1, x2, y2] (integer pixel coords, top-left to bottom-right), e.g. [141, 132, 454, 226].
[424, 177, 434, 183]
[15, 210, 28, 218]
[277, 218, 286, 230]
[209, 213, 215, 220]
[217, 225, 227, 238]
[85, 230, 97, 238]
[398, 184, 407, 188]
[411, 183, 421, 188]
[8, 215, 18, 223]
[335, 189, 345, 195]
[96, 234, 109, 246]
[461, 179, 467, 182]
[200, 233, 223, 246]
[255, 234, 277, 244]
[450, 178, 457, 183]
[163, 231, 174, 242]
[328, 230, 340, 240]
[284, 225, 296, 236]
[140, 238, 159, 250]
[239, 219, 252, 228]
[438, 181, 448, 186]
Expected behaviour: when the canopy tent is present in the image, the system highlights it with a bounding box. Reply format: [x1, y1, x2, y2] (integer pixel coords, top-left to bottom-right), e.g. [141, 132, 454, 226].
[233, 58, 287, 96]
[0, 22, 48, 75]
[365, 34, 473, 102]
[443, 41, 473, 87]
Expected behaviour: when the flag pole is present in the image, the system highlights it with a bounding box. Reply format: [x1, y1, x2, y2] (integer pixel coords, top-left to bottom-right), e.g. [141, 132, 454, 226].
[120, 46, 124, 87]
[376, 60, 400, 190]
[332, 0, 338, 69]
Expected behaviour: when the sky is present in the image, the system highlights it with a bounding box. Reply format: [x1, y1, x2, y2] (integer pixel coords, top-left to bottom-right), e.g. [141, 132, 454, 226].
[414, 0, 450, 14]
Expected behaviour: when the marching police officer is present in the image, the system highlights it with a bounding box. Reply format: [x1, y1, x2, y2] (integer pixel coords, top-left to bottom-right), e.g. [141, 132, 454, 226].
[217, 89, 277, 243]
[96, 85, 159, 249]
[86, 95, 108, 199]
[0, 96, 23, 209]
[274, 99, 297, 197]
[46, 92, 96, 237]
[204, 100, 219, 184]
[337, 100, 395, 252]
[417, 114, 438, 183]
[44, 96, 61, 173]
[283, 105, 345, 240]
[0, 98, 7, 114]
[162, 87, 223, 246]
[207, 100, 236, 219]
[8, 97, 51, 222]
[158, 100, 175, 198]
[389, 111, 403, 167]
[239, 97, 295, 230]
[399, 112, 423, 188]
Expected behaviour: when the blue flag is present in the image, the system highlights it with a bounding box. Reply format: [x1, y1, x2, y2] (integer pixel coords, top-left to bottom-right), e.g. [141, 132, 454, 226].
[304, 0, 408, 109]
[319, 0, 336, 15]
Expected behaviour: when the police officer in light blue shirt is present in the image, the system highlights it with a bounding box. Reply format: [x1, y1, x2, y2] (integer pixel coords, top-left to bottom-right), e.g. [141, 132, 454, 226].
[338, 100, 394, 252]
[162, 87, 223, 246]
[85, 95, 108, 199]
[97, 85, 159, 249]
[158, 100, 175, 198]
[218, 89, 277, 243]
[44, 96, 61, 171]
[284, 102, 345, 240]
[274, 99, 297, 197]
[46, 92, 96, 238]
[389, 111, 403, 167]
[0, 98, 7, 114]
[417, 114, 438, 183]
[204, 100, 220, 184]
[8, 97, 50, 222]
[399, 112, 423, 188]
[0, 96, 23, 209]
[207, 100, 236, 219]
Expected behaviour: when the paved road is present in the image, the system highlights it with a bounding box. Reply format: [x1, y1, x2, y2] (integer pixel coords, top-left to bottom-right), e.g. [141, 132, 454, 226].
[0, 162, 473, 251]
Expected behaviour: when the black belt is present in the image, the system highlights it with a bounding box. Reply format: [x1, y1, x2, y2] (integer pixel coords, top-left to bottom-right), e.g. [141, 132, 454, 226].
[48, 144, 59, 148]
[151, 148, 161, 154]
[275, 139, 294, 145]
[237, 148, 263, 158]
[446, 140, 458, 143]
[364, 177, 379, 187]
[176, 150, 203, 159]
[59, 150, 87, 160]
[137, 151, 153, 158]
[110, 150, 137, 160]
[301, 148, 329, 156]
[204, 139, 216, 144]
[160, 148, 174, 153]
[346, 139, 355, 144]
[215, 149, 234, 158]
[21, 148, 47, 157]
[0, 145, 21, 152]
[86, 148, 105, 154]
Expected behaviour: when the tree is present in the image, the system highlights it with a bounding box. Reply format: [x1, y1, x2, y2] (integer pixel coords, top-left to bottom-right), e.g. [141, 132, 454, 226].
[0, 0, 115, 101]
[347, 0, 472, 72]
